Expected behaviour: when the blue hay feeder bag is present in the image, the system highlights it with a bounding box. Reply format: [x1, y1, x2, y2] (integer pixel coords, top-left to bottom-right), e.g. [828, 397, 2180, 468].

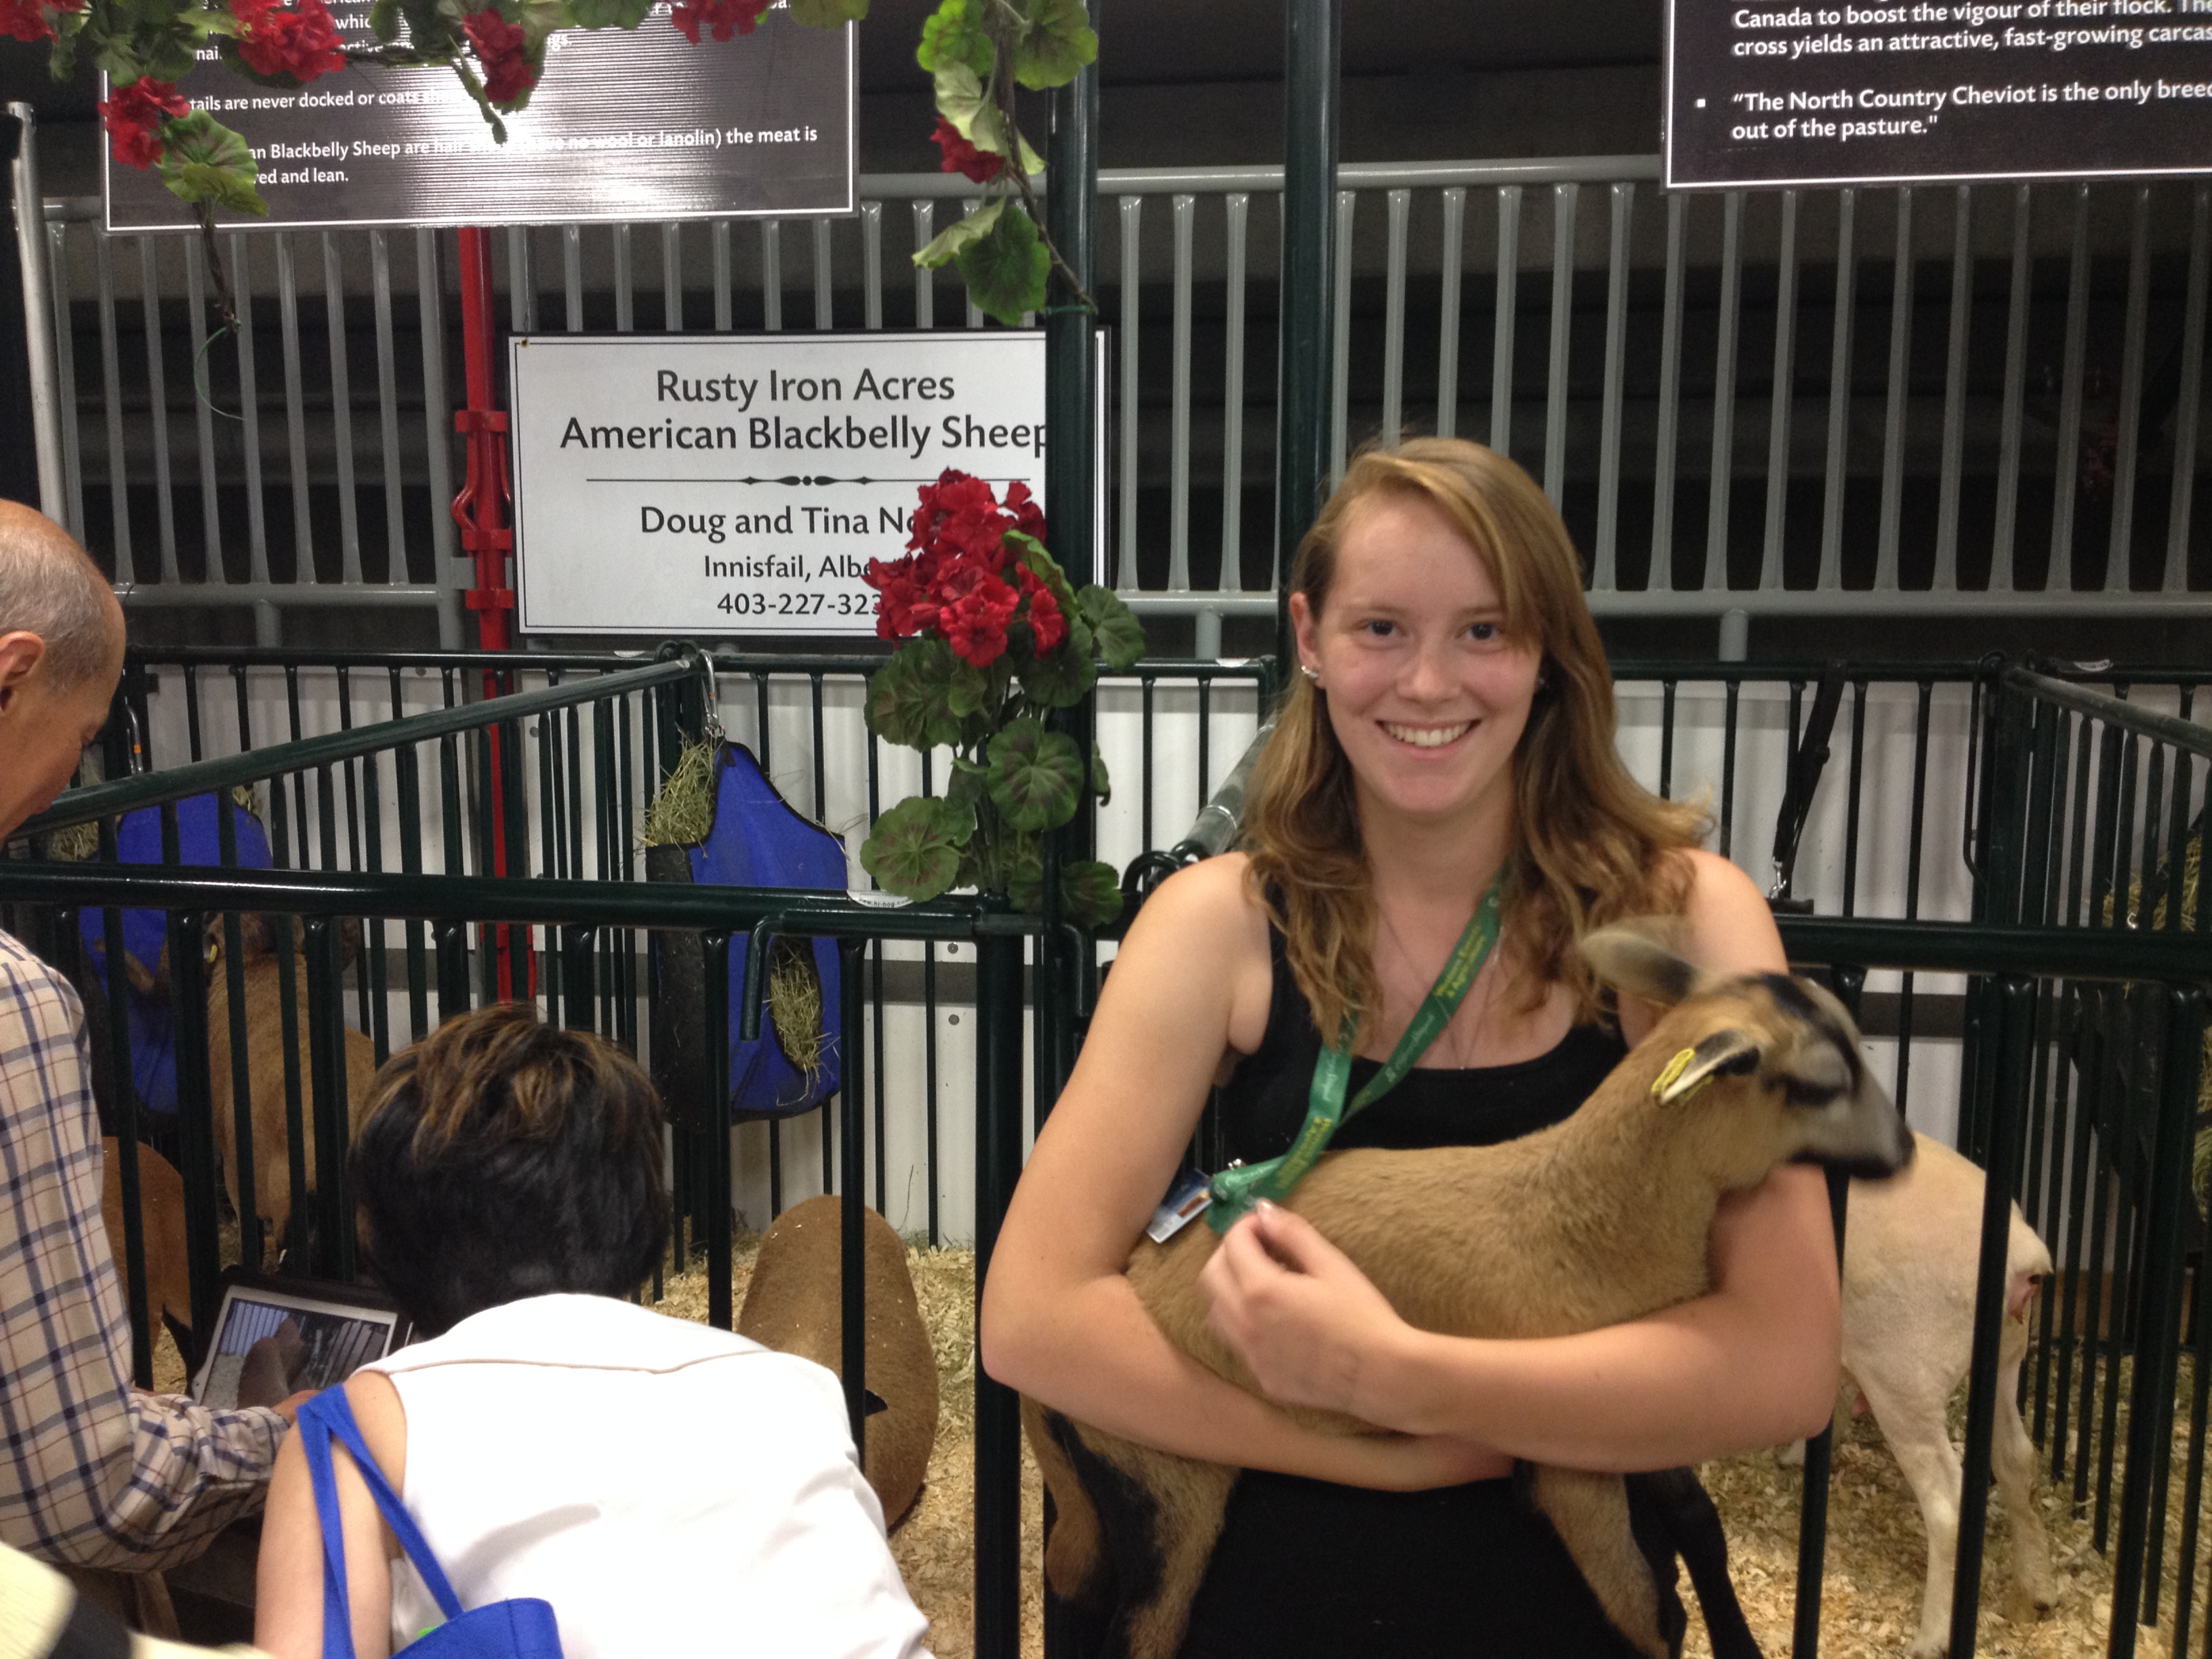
[658, 743, 843, 1120]
[75, 794, 272, 1116]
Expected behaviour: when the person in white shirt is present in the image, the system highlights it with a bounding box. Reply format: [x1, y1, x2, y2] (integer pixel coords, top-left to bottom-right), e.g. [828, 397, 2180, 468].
[251, 1002, 932, 1659]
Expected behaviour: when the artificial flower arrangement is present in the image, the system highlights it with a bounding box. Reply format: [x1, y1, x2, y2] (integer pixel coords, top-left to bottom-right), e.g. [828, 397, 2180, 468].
[859, 468, 1141, 926]
[5, 0, 1092, 327]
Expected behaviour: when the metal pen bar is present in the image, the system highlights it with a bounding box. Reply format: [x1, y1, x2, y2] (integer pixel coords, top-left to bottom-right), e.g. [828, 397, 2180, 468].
[184, 241, 225, 586]
[814, 218, 833, 328]
[861, 202, 882, 330]
[274, 235, 318, 586]
[1220, 192, 1249, 592]
[1170, 194, 1195, 592]
[2049, 185, 2091, 591]
[614, 224, 634, 333]
[93, 232, 134, 583]
[1543, 182, 1576, 508]
[1437, 186, 1465, 442]
[1990, 186, 2031, 593]
[1875, 188, 1914, 593]
[232, 236, 272, 590]
[9, 105, 66, 518]
[912, 202, 934, 329]
[137, 238, 178, 581]
[2165, 186, 2209, 596]
[416, 232, 460, 647]
[1594, 183, 1631, 592]
[1652, 193, 1687, 591]
[1818, 190, 1857, 592]
[563, 225, 584, 331]
[1118, 194, 1141, 590]
[507, 226, 535, 332]
[370, 232, 409, 585]
[1761, 190, 1799, 592]
[49, 222, 83, 539]
[665, 222, 684, 331]
[1381, 187, 1409, 443]
[1933, 187, 1972, 592]
[713, 220, 733, 331]
[2105, 186, 2152, 594]
[1332, 188, 1355, 478]
[323, 234, 365, 586]
[1490, 184, 1520, 462]
[1704, 190, 1744, 593]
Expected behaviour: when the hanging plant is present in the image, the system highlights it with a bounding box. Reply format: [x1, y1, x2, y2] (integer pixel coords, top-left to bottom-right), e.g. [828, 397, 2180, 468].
[861, 468, 1141, 927]
[9, 0, 1095, 329]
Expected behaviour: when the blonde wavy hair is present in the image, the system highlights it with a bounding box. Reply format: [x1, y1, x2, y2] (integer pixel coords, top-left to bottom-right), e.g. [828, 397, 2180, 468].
[1243, 438, 1707, 1044]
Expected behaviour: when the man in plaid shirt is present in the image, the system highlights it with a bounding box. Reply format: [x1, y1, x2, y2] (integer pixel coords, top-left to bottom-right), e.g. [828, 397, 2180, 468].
[0, 501, 294, 1573]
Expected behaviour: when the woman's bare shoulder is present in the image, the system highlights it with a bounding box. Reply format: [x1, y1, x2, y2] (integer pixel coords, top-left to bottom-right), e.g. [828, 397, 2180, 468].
[1107, 852, 1275, 1052]
[1669, 848, 1787, 975]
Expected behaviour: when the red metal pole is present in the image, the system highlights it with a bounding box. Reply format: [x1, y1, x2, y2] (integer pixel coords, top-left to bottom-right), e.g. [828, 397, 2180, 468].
[449, 225, 529, 998]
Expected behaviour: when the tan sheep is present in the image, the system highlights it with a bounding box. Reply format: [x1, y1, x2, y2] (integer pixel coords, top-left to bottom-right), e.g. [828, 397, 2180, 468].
[1025, 928, 1917, 1659]
[737, 1194, 941, 1530]
[99, 1135, 192, 1359]
[1814, 1131, 2056, 1657]
[204, 936, 378, 1259]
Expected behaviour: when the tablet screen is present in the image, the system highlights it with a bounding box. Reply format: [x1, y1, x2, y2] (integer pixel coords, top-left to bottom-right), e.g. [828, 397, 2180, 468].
[192, 1282, 406, 1410]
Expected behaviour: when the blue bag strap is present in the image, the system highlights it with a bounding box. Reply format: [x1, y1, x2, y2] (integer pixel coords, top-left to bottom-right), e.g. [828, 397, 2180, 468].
[297, 1386, 468, 1659]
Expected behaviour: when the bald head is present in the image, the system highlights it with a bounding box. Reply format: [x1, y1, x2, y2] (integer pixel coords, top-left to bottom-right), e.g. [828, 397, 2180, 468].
[0, 501, 123, 687]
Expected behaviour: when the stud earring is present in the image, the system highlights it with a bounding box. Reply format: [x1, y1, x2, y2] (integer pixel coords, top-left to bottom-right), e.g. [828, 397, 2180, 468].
[1300, 664, 1321, 684]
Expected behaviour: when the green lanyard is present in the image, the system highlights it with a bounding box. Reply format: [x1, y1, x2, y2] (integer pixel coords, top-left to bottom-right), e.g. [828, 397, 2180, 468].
[1206, 874, 1504, 1233]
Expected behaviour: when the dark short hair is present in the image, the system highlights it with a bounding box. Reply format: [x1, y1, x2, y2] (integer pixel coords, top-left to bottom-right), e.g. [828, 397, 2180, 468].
[351, 1003, 668, 1336]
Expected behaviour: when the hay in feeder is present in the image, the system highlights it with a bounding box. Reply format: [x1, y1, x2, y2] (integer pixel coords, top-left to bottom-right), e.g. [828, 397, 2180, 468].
[638, 738, 719, 849]
[766, 940, 824, 1079]
[45, 821, 100, 861]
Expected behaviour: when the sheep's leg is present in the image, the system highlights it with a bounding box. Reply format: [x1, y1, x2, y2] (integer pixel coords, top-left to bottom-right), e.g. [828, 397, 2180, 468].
[1067, 1429, 1237, 1659]
[1024, 1400, 1110, 1606]
[1859, 1371, 1964, 1659]
[1528, 1465, 1668, 1659]
[1993, 1321, 2055, 1624]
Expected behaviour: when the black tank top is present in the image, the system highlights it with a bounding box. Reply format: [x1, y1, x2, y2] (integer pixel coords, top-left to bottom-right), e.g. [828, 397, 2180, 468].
[1170, 922, 1677, 1659]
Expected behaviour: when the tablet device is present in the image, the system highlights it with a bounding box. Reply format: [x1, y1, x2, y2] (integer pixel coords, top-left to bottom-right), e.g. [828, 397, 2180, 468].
[190, 1273, 411, 1411]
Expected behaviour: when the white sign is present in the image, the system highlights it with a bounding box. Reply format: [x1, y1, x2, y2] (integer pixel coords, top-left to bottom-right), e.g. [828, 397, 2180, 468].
[509, 331, 1047, 636]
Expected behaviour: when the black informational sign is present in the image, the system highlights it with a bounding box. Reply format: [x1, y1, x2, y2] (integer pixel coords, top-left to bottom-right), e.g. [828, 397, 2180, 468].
[106, 1, 853, 232]
[1666, 0, 2212, 188]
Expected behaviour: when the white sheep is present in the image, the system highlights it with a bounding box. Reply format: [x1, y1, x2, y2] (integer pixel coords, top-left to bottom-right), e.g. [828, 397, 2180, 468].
[1797, 1130, 2055, 1658]
[1025, 930, 1917, 1659]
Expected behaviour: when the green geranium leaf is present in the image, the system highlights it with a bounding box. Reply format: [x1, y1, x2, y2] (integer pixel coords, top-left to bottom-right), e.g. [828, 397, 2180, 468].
[987, 718, 1084, 832]
[943, 762, 987, 824]
[1089, 741, 1111, 805]
[866, 638, 963, 752]
[932, 61, 1042, 175]
[957, 201, 1049, 327]
[368, 0, 401, 40]
[451, 57, 512, 140]
[158, 112, 268, 217]
[946, 655, 994, 720]
[912, 196, 1004, 270]
[1007, 842, 1044, 914]
[94, 37, 143, 82]
[1008, 0, 1096, 88]
[1061, 859, 1126, 930]
[1077, 584, 1147, 672]
[1017, 614, 1094, 709]
[916, 0, 991, 77]
[861, 794, 970, 901]
[787, 0, 867, 22]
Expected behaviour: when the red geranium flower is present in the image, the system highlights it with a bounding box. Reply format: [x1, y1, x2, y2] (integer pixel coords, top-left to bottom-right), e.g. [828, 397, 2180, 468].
[668, 0, 769, 43]
[98, 78, 190, 170]
[461, 7, 533, 103]
[1024, 581, 1067, 653]
[233, 0, 346, 83]
[1002, 480, 1047, 544]
[930, 117, 1004, 184]
[0, 0, 50, 41]
[939, 574, 1020, 668]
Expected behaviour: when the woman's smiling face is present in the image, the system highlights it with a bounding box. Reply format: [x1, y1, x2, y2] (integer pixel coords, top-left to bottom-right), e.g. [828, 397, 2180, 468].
[1290, 489, 1543, 832]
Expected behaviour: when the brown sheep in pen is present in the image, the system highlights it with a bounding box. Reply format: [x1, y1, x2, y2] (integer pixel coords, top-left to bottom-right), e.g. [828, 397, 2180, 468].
[204, 927, 379, 1258]
[739, 1194, 941, 1529]
[100, 1135, 194, 1364]
[1025, 928, 1917, 1659]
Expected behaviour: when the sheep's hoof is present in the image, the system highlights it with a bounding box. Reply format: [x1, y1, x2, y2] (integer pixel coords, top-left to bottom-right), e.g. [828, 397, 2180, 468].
[1906, 1637, 1948, 1659]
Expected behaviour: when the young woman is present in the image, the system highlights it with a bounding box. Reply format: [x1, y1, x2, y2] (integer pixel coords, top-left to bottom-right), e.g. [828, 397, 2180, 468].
[253, 1003, 930, 1659]
[980, 438, 1840, 1656]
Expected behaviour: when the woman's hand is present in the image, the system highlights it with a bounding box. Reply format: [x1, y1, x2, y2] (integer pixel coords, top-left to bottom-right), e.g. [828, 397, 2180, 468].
[1201, 1202, 1409, 1418]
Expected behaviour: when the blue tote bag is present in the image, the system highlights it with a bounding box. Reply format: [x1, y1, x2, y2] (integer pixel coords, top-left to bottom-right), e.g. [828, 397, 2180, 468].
[295, 1387, 563, 1659]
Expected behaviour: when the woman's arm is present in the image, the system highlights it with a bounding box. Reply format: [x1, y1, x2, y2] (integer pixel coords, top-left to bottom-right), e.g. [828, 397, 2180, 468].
[253, 1372, 407, 1659]
[980, 855, 1509, 1491]
[1199, 850, 1842, 1470]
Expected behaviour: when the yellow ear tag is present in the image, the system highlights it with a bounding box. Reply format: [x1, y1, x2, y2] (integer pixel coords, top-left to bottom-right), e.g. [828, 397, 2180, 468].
[1651, 1046, 1700, 1102]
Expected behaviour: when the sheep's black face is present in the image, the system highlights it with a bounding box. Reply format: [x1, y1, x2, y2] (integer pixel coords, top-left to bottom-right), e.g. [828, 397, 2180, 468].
[1752, 974, 1914, 1181]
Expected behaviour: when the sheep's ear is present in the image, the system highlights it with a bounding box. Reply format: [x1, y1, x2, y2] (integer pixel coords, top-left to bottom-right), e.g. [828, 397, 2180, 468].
[1652, 1028, 1761, 1105]
[1581, 924, 1704, 1006]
